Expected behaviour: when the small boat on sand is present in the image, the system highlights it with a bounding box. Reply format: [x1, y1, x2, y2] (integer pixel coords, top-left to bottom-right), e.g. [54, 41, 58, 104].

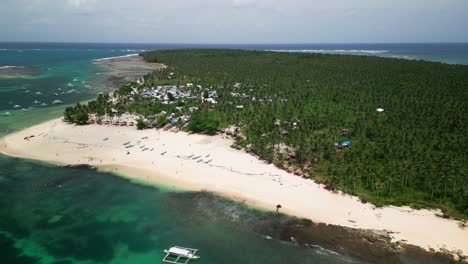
[162, 246, 200, 263]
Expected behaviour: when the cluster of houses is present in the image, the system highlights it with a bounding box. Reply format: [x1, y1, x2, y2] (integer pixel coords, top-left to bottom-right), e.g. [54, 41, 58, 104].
[106, 80, 296, 132]
[112, 82, 220, 129]
[129, 83, 218, 106]
[126, 81, 282, 114]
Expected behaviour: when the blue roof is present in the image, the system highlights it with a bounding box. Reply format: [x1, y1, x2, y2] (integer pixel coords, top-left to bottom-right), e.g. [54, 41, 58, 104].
[342, 140, 352, 146]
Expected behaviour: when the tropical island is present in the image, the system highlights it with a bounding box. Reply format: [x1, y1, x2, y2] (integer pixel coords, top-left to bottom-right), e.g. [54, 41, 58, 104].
[1, 49, 467, 259]
[65, 49, 467, 219]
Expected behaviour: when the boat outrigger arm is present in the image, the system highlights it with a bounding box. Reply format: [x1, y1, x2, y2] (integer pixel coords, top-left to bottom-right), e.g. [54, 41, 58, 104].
[162, 246, 200, 263]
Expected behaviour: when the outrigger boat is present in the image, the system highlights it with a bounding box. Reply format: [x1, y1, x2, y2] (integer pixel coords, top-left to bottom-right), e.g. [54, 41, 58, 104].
[162, 246, 200, 263]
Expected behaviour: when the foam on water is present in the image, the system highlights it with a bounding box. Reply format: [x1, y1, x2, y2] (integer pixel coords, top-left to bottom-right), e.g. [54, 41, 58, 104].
[92, 53, 139, 62]
[0, 65, 25, 69]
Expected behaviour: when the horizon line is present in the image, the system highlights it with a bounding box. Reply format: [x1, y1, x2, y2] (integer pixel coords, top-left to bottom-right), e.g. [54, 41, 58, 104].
[1, 41, 468, 45]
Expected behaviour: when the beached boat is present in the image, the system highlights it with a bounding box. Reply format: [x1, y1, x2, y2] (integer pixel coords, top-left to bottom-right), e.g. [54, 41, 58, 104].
[162, 246, 200, 263]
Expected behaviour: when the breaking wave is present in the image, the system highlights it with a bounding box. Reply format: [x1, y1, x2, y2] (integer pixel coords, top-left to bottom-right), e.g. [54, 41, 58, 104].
[0, 66, 25, 69]
[121, 49, 146, 52]
[92, 54, 139, 62]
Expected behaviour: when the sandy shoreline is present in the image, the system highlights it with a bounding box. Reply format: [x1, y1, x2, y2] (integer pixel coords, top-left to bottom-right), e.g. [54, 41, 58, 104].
[1, 119, 467, 257]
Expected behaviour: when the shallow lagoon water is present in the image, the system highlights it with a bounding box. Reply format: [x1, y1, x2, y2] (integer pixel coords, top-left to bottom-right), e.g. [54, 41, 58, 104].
[0, 50, 109, 112]
[0, 156, 359, 264]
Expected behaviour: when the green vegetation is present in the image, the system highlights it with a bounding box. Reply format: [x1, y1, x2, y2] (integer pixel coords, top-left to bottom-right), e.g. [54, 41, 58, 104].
[64, 103, 89, 125]
[65, 49, 468, 218]
[136, 118, 147, 130]
[185, 109, 225, 135]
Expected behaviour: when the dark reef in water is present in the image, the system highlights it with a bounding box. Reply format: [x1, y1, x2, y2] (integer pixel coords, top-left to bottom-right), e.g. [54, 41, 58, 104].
[282, 223, 460, 264]
[0, 233, 39, 264]
[63, 164, 96, 170]
[42, 165, 96, 188]
[0, 66, 42, 79]
[166, 191, 464, 264]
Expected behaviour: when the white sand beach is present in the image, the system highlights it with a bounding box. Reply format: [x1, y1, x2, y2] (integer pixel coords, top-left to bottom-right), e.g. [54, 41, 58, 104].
[1, 119, 467, 257]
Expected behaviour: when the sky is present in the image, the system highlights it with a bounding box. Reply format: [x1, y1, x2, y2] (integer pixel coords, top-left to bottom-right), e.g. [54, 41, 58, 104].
[0, 0, 467, 43]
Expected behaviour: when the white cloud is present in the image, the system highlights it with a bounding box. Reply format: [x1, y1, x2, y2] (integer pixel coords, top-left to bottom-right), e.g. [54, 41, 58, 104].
[232, 0, 257, 7]
[0, 0, 467, 43]
[67, 0, 94, 7]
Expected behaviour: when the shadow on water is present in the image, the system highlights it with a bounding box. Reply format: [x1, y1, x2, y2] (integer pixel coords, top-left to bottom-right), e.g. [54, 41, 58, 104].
[0, 155, 459, 264]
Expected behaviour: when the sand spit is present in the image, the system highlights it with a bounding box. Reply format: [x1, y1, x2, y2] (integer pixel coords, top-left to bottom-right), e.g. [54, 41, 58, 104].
[92, 54, 166, 87]
[1, 119, 467, 258]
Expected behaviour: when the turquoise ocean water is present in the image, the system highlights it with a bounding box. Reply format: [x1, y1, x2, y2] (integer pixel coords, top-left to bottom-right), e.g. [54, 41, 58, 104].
[0, 156, 359, 264]
[1, 43, 467, 263]
[0, 46, 135, 134]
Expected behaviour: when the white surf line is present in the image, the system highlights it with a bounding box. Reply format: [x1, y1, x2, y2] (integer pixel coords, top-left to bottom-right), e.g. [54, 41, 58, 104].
[92, 54, 140, 62]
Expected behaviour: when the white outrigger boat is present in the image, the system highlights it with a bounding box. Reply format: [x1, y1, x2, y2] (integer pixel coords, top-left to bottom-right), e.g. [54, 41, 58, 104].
[162, 246, 200, 263]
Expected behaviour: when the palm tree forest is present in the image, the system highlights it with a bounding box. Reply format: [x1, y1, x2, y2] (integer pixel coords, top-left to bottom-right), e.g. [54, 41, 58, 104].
[65, 49, 468, 219]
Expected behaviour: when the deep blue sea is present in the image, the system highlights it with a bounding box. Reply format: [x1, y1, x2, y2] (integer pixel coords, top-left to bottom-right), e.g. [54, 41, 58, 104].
[1, 42, 466, 264]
